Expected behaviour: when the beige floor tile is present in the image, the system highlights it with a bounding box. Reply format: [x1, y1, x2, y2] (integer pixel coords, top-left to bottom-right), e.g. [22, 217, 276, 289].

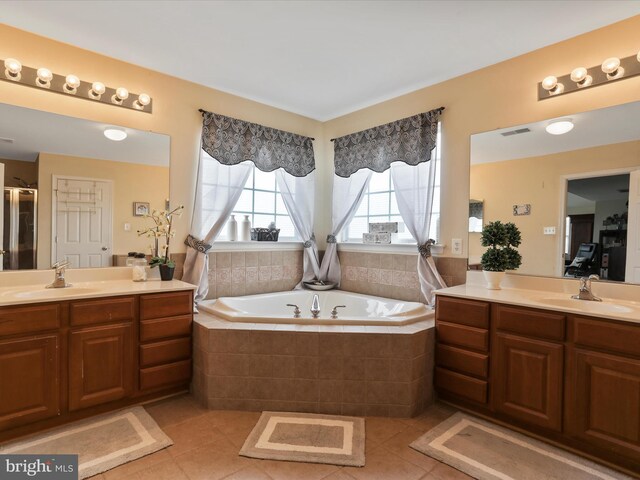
[102, 449, 173, 480]
[364, 417, 410, 449]
[164, 417, 235, 457]
[132, 459, 189, 480]
[397, 403, 457, 431]
[260, 459, 340, 480]
[208, 410, 262, 448]
[174, 443, 248, 480]
[320, 471, 357, 480]
[424, 462, 473, 480]
[144, 394, 209, 428]
[221, 466, 274, 479]
[379, 427, 439, 472]
[344, 448, 426, 480]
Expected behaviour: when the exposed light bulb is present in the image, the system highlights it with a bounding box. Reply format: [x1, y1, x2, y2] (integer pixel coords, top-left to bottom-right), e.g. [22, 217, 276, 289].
[135, 93, 151, 109]
[570, 67, 592, 87]
[116, 87, 128, 100]
[36, 67, 53, 87]
[104, 128, 127, 141]
[545, 119, 574, 135]
[89, 81, 106, 98]
[64, 74, 80, 93]
[637, 50, 640, 63]
[601, 57, 623, 79]
[541, 75, 563, 95]
[4, 58, 22, 80]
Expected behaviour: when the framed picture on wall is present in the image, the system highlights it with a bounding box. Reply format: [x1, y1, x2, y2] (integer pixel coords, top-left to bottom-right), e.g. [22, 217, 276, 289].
[133, 202, 150, 216]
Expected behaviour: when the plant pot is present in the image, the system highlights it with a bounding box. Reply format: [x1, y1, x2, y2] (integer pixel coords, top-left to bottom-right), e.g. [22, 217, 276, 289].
[483, 270, 505, 290]
[159, 264, 175, 281]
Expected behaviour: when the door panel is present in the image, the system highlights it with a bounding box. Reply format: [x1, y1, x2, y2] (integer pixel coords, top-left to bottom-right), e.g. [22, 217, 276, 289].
[626, 169, 640, 283]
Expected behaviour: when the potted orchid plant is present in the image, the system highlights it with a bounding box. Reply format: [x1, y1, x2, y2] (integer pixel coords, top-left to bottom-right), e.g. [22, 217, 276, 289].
[137, 205, 184, 281]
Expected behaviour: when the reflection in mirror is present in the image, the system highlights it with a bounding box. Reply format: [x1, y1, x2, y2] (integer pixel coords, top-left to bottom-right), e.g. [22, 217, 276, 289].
[0, 103, 170, 271]
[469, 199, 484, 233]
[470, 101, 640, 284]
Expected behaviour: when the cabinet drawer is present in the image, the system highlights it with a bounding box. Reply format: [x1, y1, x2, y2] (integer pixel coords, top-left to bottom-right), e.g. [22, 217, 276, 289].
[70, 297, 135, 327]
[140, 315, 192, 342]
[435, 367, 488, 404]
[436, 344, 489, 379]
[572, 316, 640, 358]
[437, 321, 489, 352]
[140, 291, 192, 320]
[495, 305, 565, 341]
[0, 304, 61, 336]
[140, 338, 192, 368]
[436, 296, 489, 329]
[140, 359, 191, 390]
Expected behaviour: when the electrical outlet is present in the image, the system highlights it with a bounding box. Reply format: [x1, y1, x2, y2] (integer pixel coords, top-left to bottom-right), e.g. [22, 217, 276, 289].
[543, 226, 556, 235]
[124, 222, 131, 232]
[452, 238, 463, 255]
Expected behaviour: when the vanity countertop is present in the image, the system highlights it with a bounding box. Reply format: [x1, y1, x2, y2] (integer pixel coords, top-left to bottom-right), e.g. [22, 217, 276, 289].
[436, 284, 640, 325]
[0, 278, 196, 307]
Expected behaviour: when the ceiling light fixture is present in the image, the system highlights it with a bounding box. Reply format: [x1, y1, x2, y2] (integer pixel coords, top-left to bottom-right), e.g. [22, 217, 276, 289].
[104, 128, 127, 141]
[545, 119, 574, 135]
[539, 51, 639, 100]
[0, 57, 152, 113]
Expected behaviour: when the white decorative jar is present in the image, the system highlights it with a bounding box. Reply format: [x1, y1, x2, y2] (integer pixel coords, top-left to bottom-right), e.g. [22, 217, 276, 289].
[239, 215, 251, 242]
[227, 215, 238, 241]
[483, 270, 505, 290]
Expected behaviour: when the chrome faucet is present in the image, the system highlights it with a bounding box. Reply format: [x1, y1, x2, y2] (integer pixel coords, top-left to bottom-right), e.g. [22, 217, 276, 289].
[47, 260, 72, 289]
[310, 294, 321, 318]
[330, 305, 346, 319]
[286, 304, 301, 318]
[572, 274, 601, 302]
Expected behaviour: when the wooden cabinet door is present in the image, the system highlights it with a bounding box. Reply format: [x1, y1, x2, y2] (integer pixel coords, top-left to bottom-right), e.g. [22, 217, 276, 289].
[0, 335, 59, 430]
[69, 324, 133, 411]
[493, 333, 564, 431]
[566, 348, 640, 461]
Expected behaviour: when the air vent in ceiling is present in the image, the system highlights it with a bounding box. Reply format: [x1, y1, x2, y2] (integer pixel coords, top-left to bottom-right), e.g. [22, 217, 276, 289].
[501, 128, 531, 137]
[0, 137, 14, 144]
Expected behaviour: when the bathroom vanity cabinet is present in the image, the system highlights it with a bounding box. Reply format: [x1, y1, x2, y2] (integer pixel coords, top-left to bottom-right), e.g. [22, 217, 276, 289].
[0, 289, 193, 441]
[435, 295, 640, 474]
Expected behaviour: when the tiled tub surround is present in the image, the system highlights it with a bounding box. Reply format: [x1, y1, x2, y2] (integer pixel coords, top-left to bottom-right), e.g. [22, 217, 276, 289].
[192, 315, 435, 418]
[339, 250, 468, 301]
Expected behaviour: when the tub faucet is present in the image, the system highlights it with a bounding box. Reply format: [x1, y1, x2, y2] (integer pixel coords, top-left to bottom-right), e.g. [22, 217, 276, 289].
[286, 304, 301, 318]
[47, 260, 72, 289]
[311, 294, 320, 318]
[330, 305, 346, 319]
[572, 274, 602, 302]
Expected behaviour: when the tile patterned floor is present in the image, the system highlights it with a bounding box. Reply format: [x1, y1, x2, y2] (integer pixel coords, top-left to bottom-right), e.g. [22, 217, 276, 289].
[90, 394, 472, 480]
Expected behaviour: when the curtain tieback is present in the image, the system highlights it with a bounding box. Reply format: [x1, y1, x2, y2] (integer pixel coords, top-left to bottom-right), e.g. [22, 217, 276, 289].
[326, 234, 337, 244]
[418, 239, 436, 259]
[184, 234, 212, 254]
[303, 234, 316, 248]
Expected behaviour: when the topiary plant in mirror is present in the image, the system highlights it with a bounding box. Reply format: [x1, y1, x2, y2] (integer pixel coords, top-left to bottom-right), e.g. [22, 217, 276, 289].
[480, 220, 522, 289]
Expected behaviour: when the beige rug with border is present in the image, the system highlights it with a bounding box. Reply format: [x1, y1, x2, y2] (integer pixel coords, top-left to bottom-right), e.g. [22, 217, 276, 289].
[410, 412, 634, 480]
[0, 406, 173, 479]
[240, 411, 365, 467]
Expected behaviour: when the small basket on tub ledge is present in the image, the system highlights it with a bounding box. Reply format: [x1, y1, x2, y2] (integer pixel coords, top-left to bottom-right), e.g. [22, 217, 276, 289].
[250, 227, 280, 241]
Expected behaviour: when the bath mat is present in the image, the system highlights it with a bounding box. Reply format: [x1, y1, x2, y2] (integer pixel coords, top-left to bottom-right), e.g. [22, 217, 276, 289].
[240, 411, 365, 467]
[410, 412, 633, 480]
[0, 406, 173, 479]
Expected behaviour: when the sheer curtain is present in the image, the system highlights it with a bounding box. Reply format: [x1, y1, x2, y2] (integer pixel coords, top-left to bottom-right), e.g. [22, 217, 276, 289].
[182, 153, 252, 303]
[275, 170, 319, 286]
[318, 169, 372, 285]
[391, 159, 446, 306]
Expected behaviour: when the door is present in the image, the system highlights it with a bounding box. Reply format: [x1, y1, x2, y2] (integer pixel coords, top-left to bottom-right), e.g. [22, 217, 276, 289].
[0, 163, 4, 271]
[568, 214, 594, 260]
[0, 335, 59, 430]
[493, 333, 564, 431]
[53, 176, 112, 268]
[626, 169, 640, 283]
[566, 348, 640, 461]
[68, 324, 133, 411]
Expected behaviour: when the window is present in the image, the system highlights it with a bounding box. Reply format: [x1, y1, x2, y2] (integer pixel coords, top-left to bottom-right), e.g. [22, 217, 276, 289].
[220, 165, 298, 241]
[342, 126, 441, 243]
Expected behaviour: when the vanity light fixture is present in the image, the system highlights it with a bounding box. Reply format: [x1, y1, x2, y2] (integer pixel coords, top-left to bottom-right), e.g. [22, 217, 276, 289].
[4, 58, 21, 81]
[0, 57, 152, 113]
[104, 128, 127, 141]
[545, 119, 574, 135]
[539, 50, 640, 100]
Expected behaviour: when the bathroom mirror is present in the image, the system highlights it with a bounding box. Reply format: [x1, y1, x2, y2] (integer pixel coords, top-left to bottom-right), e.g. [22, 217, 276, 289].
[0, 103, 170, 271]
[469, 101, 640, 284]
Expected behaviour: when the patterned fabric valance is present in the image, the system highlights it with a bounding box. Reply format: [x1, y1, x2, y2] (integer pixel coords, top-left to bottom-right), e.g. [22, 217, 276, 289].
[333, 108, 442, 178]
[200, 110, 316, 177]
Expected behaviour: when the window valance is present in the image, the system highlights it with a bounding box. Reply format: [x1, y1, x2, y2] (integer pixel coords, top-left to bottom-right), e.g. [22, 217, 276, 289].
[333, 108, 443, 178]
[200, 110, 316, 177]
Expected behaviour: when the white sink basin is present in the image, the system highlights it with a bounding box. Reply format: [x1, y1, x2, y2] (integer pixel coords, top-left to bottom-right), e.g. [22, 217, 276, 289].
[538, 297, 634, 315]
[11, 287, 101, 299]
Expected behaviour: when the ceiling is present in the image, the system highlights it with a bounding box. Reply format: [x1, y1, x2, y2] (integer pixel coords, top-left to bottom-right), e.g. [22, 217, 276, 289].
[0, 103, 170, 165]
[568, 174, 630, 203]
[1, 1, 640, 121]
[470, 101, 640, 164]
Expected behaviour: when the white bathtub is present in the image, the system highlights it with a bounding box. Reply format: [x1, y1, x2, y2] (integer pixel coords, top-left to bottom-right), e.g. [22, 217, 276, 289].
[198, 290, 433, 326]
